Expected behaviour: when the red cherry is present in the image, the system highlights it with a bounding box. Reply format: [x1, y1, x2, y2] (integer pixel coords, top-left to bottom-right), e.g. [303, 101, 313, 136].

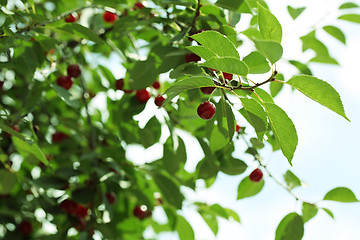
[52, 131, 69, 143]
[136, 89, 151, 103]
[208, 68, 217, 71]
[197, 101, 216, 120]
[236, 124, 241, 132]
[74, 204, 89, 218]
[56, 75, 73, 90]
[65, 13, 77, 23]
[154, 95, 165, 107]
[106, 192, 116, 205]
[103, 11, 118, 23]
[249, 168, 263, 182]
[152, 81, 160, 89]
[223, 72, 233, 80]
[115, 78, 124, 90]
[133, 205, 151, 220]
[67, 64, 81, 78]
[200, 87, 215, 95]
[185, 53, 201, 63]
[60, 199, 78, 215]
[19, 221, 32, 235]
[0, 81, 4, 89]
[123, 89, 134, 94]
[134, 2, 145, 10]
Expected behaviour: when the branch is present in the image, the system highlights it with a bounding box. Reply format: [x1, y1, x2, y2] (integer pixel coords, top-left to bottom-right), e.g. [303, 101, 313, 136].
[190, 0, 202, 33]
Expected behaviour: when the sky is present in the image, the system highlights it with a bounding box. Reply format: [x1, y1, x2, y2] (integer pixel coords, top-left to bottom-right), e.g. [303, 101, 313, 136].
[88, 0, 360, 239]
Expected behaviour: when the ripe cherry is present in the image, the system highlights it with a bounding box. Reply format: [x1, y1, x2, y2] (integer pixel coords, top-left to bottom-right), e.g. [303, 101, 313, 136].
[56, 75, 73, 90]
[65, 13, 77, 23]
[236, 124, 241, 132]
[152, 81, 160, 89]
[106, 192, 116, 205]
[200, 87, 215, 95]
[136, 89, 151, 103]
[103, 11, 118, 23]
[197, 101, 216, 120]
[74, 204, 89, 218]
[115, 78, 124, 90]
[154, 95, 165, 107]
[185, 53, 201, 63]
[133, 205, 151, 220]
[0, 81, 4, 89]
[249, 168, 263, 182]
[19, 220, 32, 236]
[60, 199, 78, 215]
[74, 218, 86, 232]
[123, 89, 134, 94]
[52, 131, 69, 143]
[67, 64, 81, 78]
[134, 2, 145, 10]
[223, 72, 233, 80]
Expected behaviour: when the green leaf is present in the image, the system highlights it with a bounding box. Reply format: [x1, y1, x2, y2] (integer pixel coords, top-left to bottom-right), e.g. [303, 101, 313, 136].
[237, 176, 265, 199]
[33, 176, 68, 189]
[286, 75, 349, 121]
[219, 157, 247, 175]
[12, 137, 48, 165]
[170, 63, 204, 79]
[338, 14, 360, 23]
[216, 0, 245, 12]
[153, 173, 184, 208]
[209, 124, 229, 152]
[264, 103, 298, 164]
[323, 187, 359, 202]
[224, 208, 241, 222]
[275, 213, 304, 240]
[253, 39, 283, 64]
[0, 169, 17, 194]
[199, 211, 218, 235]
[176, 215, 194, 240]
[323, 25, 346, 44]
[191, 31, 240, 59]
[242, 51, 271, 74]
[240, 98, 267, 141]
[62, 23, 104, 44]
[287, 6, 306, 20]
[302, 203, 318, 222]
[209, 204, 229, 219]
[322, 208, 335, 219]
[163, 76, 215, 104]
[52, 84, 80, 108]
[200, 57, 249, 76]
[258, 3, 282, 42]
[216, 98, 235, 141]
[186, 46, 217, 60]
[288, 60, 312, 75]
[283, 170, 301, 189]
[339, 2, 359, 9]
[129, 56, 158, 90]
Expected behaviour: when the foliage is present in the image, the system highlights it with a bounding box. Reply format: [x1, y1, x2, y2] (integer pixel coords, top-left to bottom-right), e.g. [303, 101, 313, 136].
[0, 0, 359, 239]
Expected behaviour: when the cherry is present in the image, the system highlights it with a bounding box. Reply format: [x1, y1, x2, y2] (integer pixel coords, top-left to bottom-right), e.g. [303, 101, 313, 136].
[67, 64, 81, 78]
[185, 53, 201, 63]
[103, 11, 118, 23]
[136, 89, 151, 103]
[236, 124, 241, 132]
[74, 204, 89, 218]
[115, 78, 124, 90]
[200, 87, 215, 95]
[154, 95, 165, 107]
[123, 89, 134, 94]
[249, 168, 263, 182]
[133, 205, 151, 220]
[19, 220, 32, 236]
[56, 75, 73, 90]
[106, 192, 116, 205]
[152, 81, 160, 89]
[134, 2, 145, 10]
[4, 125, 20, 138]
[208, 68, 217, 71]
[60, 199, 78, 215]
[0, 81, 4, 89]
[197, 101, 216, 120]
[52, 131, 69, 143]
[65, 13, 77, 23]
[223, 72, 233, 80]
